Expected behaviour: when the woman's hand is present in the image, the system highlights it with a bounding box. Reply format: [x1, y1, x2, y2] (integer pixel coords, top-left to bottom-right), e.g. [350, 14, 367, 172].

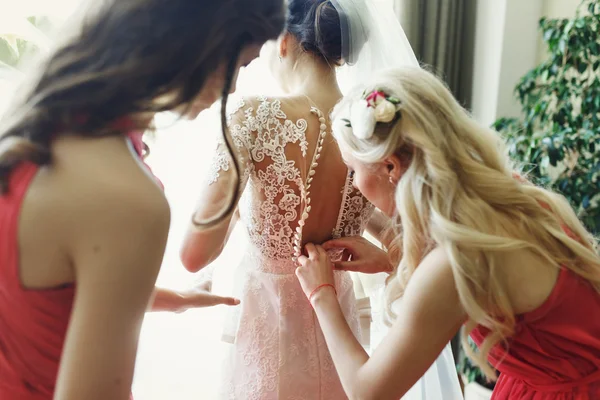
[296, 243, 336, 302]
[151, 281, 240, 313]
[179, 280, 240, 310]
[322, 236, 394, 274]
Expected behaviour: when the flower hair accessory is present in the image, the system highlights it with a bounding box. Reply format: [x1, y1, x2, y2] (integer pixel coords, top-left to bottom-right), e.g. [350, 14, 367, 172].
[342, 90, 401, 140]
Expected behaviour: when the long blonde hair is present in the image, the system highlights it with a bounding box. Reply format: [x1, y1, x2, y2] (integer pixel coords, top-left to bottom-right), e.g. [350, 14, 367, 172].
[332, 67, 600, 378]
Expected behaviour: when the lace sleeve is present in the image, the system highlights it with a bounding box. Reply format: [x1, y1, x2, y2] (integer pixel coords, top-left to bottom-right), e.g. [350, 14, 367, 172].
[206, 99, 253, 188]
[195, 100, 254, 224]
[206, 144, 232, 185]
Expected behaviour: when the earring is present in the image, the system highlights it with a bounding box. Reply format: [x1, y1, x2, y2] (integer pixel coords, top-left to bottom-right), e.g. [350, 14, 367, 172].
[389, 176, 394, 184]
[278, 55, 282, 63]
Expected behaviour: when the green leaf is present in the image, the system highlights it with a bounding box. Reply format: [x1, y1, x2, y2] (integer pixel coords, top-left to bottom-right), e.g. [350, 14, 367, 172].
[0, 38, 19, 67]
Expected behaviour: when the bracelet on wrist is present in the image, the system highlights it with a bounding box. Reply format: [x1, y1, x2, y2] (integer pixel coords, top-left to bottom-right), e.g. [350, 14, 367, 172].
[308, 283, 337, 304]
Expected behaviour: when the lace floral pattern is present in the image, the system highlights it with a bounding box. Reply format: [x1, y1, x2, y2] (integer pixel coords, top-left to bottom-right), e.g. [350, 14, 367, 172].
[208, 97, 374, 399]
[220, 268, 360, 400]
[207, 152, 230, 185]
[211, 97, 373, 264]
[211, 97, 311, 263]
[333, 173, 375, 239]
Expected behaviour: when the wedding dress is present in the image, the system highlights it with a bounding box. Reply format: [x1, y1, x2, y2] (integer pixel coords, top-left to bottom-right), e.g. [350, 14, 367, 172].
[207, 96, 374, 399]
[199, 0, 464, 397]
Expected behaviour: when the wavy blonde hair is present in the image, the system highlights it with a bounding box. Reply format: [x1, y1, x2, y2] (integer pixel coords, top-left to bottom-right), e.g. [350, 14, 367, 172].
[331, 67, 600, 378]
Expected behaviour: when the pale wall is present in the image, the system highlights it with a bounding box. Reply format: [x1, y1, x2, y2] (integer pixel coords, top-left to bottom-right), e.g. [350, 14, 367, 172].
[471, 0, 584, 126]
[470, 0, 543, 125]
[537, 0, 582, 63]
[542, 0, 581, 18]
[470, 0, 507, 127]
[497, 0, 544, 121]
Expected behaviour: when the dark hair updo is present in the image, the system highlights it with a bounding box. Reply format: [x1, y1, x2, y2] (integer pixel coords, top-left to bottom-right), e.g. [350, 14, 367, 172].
[286, 0, 343, 65]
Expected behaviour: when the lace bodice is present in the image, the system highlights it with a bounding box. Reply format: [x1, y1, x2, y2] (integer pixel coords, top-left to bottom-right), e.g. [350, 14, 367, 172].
[208, 96, 374, 271]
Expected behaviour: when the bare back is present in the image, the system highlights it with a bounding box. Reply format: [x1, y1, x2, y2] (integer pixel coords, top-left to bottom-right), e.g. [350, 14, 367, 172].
[263, 96, 352, 245]
[19, 135, 166, 289]
[2, 134, 170, 400]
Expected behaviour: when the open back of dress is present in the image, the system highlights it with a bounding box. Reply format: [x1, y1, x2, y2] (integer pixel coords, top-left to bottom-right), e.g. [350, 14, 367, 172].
[208, 96, 374, 399]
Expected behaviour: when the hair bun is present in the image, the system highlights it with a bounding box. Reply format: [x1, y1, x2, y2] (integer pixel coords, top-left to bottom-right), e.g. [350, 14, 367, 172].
[287, 0, 342, 65]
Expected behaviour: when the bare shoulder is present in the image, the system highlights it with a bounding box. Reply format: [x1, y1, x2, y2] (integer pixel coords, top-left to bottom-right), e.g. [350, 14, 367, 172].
[408, 247, 458, 299]
[230, 95, 314, 121]
[420, 244, 560, 315]
[496, 246, 560, 314]
[278, 95, 318, 119]
[50, 135, 170, 249]
[399, 246, 466, 334]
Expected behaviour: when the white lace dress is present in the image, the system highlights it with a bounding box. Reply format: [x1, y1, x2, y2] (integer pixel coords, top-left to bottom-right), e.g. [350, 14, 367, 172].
[207, 97, 374, 400]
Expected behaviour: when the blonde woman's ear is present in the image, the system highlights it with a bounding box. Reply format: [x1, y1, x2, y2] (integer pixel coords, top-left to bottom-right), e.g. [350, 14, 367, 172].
[384, 154, 405, 184]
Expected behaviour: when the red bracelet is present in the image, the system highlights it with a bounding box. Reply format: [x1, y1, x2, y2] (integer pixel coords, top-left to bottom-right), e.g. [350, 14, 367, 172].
[308, 283, 337, 303]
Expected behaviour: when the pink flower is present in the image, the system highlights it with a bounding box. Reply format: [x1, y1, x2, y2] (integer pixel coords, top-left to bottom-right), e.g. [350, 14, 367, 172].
[365, 91, 386, 107]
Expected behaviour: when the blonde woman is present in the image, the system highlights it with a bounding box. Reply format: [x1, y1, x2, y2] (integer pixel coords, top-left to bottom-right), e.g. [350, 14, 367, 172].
[295, 67, 600, 399]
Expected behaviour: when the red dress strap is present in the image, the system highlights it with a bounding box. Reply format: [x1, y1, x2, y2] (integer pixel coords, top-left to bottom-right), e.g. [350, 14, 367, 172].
[126, 131, 164, 190]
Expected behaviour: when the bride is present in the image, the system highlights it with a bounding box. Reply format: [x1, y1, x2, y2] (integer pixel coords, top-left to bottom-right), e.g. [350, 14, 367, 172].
[180, 0, 462, 398]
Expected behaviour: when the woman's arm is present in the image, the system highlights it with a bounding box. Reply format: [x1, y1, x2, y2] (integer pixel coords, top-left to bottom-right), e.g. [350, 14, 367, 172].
[54, 181, 171, 400]
[180, 205, 239, 272]
[180, 106, 250, 273]
[297, 245, 466, 400]
[366, 209, 400, 251]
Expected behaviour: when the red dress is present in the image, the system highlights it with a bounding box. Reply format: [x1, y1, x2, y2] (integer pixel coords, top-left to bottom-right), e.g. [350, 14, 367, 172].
[471, 264, 600, 399]
[0, 132, 156, 399]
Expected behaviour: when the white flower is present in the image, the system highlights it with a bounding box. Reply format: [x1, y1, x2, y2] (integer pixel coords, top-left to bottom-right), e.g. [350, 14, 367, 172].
[374, 100, 397, 123]
[350, 99, 376, 140]
[333, 115, 352, 138]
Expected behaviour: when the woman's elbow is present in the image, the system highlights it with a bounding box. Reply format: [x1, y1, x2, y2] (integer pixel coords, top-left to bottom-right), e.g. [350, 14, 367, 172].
[180, 241, 224, 273]
[344, 380, 371, 400]
[347, 381, 402, 400]
[349, 391, 396, 400]
[180, 244, 207, 273]
[347, 390, 374, 400]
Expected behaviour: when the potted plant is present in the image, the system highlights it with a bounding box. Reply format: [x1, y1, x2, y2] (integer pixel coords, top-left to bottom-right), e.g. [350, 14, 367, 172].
[494, 0, 600, 234]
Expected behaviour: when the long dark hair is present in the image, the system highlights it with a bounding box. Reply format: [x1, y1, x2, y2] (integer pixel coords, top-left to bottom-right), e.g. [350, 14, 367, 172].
[0, 0, 285, 200]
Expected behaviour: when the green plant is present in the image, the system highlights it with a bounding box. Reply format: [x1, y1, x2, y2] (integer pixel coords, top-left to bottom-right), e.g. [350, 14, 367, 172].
[0, 16, 51, 72]
[495, 0, 600, 234]
[457, 336, 496, 390]
[0, 15, 53, 115]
